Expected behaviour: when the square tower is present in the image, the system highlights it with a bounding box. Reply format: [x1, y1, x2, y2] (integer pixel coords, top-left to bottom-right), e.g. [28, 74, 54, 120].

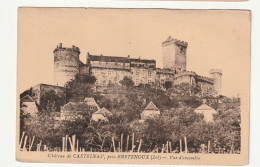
[162, 36, 188, 71]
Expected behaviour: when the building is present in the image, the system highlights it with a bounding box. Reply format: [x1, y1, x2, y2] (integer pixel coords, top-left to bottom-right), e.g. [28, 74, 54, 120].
[30, 83, 66, 106]
[91, 113, 108, 122]
[155, 68, 176, 87]
[84, 97, 100, 111]
[129, 58, 156, 86]
[60, 100, 99, 120]
[20, 83, 66, 112]
[194, 103, 217, 123]
[141, 102, 160, 120]
[162, 36, 188, 72]
[91, 107, 112, 122]
[49, 36, 222, 97]
[20, 95, 38, 115]
[87, 54, 131, 86]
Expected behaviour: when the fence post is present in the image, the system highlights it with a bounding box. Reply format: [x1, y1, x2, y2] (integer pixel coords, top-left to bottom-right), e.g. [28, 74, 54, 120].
[77, 139, 79, 152]
[138, 139, 142, 153]
[65, 135, 68, 152]
[69, 137, 73, 151]
[19, 132, 25, 148]
[121, 134, 123, 152]
[180, 139, 182, 153]
[62, 137, 65, 152]
[132, 133, 135, 152]
[208, 141, 210, 153]
[29, 136, 35, 151]
[184, 137, 187, 153]
[112, 137, 116, 152]
[166, 141, 169, 153]
[23, 136, 28, 151]
[126, 135, 129, 152]
[161, 144, 165, 153]
[169, 142, 172, 153]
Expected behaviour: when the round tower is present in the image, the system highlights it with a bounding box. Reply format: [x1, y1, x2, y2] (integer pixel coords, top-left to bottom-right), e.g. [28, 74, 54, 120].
[209, 69, 222, 95]
[53, 43, 80, 86]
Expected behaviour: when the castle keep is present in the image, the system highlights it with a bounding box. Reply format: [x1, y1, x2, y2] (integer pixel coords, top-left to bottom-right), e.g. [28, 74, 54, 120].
[162, 36, 188, 72]
[53, 36, 222, 96]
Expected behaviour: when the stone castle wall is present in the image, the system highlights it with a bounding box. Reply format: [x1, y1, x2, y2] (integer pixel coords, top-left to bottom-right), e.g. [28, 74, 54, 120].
[54, 43, 80, 86]
[52, 37, 222, 95]
[31, 83, 66, 107]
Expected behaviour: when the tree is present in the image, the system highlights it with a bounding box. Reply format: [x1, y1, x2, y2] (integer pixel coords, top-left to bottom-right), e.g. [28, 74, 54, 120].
[65, 73, 97, 102]
[168, 83, 202, 97]
[119, 76, 134, 88]
[164, 81, 173, 90]
[41, 90, 65, 112]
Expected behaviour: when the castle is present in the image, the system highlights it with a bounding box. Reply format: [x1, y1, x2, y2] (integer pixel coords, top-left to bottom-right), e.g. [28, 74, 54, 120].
[53, 36, 222, 96]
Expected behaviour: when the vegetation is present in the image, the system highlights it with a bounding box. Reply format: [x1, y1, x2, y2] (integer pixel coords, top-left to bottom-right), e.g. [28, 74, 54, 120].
[21, 75, 241, 153]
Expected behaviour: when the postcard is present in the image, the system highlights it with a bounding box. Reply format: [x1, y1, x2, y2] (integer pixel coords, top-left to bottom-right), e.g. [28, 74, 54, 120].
[17, 8, 250, 165]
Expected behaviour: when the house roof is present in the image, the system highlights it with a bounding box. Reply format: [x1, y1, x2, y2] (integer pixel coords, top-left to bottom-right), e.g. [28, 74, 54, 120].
[84, 97, 96, 103]
[91, 114, 108, 122]
[195, 104, 216, 112]
[94, 107, 112, 116]
[20, 95, 34, 103]
[145, 102, 159, 111]
[88, 54, 130, 63]
[129, 58, 155, 63]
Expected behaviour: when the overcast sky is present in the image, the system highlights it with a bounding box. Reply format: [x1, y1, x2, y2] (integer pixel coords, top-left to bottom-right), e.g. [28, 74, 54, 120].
[18, 8, 250, 97]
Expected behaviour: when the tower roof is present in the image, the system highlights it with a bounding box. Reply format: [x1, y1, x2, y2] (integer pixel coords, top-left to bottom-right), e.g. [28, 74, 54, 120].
[145, 102, 159, 111]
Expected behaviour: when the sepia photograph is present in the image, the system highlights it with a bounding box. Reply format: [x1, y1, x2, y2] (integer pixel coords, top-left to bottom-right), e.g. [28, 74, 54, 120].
[17, 8, 250, 165]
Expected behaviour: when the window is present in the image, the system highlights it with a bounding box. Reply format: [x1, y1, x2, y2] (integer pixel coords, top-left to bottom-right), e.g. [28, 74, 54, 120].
[148, 71, 152, 78]
[136, 70, 139, 75]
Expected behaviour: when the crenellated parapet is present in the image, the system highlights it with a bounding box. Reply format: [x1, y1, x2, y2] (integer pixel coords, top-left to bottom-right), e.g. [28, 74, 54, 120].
[53, 43, 80, 54]
[209, 69, 222, 75]
[162, 36, 188, 71]
[156, 68, 176, 75]
[174, 71, 197, 79]
[162, 36, 188, 47]
[197, 75, 214, 84]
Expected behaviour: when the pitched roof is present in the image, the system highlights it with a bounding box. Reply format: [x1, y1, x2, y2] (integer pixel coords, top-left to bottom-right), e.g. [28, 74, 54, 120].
[145, 102, 159, 111]
[91, 114, 108, 122]
[20, 95, 34, 103]
[195, 104, 216, 111]
[94, 107, 112, 116]
[129, 58, 156, 63]
[84, 97, 96, 103]
[88, 54, 130, 63]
